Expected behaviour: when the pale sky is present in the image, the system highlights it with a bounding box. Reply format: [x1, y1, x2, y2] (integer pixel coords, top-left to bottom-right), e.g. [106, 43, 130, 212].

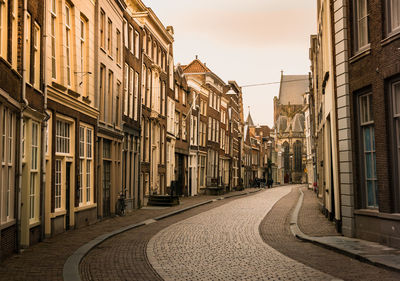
[144, 0, 316, 127]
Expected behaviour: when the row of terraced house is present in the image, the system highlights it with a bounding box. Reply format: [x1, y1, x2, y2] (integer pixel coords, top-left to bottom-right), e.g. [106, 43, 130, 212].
[0, 0, 273, 260]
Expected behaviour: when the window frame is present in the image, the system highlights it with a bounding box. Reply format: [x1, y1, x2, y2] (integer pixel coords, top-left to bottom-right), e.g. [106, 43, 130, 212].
[355, 91, 378, 209]
[353, 0, 370, 53]
[386, 0, 400, 36]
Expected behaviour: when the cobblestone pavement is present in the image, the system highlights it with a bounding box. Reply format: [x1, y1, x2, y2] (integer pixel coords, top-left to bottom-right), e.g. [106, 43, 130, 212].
[147, 185, 337, 281]
[0, 188, 258, 281]
[298, 186, 339, 236]
[80, 192, 261, 281]
[260, 186, 400, 281]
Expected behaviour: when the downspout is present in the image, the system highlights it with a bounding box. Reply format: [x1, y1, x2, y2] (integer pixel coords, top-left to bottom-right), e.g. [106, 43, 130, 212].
[138, 40, 144, 207]
[17, 0, 29, 252]
[40, 0, 50, 241]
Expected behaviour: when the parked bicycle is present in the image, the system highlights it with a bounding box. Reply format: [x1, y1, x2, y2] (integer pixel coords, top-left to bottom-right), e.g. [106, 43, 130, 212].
[116, 189, 127, 216]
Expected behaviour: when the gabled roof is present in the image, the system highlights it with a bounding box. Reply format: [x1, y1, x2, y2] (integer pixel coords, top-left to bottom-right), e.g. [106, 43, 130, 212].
[278, 74, 309, 105]
[182, 59, 211, 73]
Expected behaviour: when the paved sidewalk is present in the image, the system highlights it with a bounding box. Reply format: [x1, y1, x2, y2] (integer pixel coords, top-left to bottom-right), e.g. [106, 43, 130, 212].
[0, 188, 259, 281]
[292, 186, 400, 272]
[260, 185, 400, 281]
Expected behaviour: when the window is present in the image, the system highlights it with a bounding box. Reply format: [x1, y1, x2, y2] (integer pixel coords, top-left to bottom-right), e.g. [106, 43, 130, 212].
[387, 0, 400, 34]
[129, 24, 133, 53]
[33, 22, 40, 88]
[135, 30, 139, 58]
[161, 127, 165, 164]
[26, 12, 31, 84]
[116, 81, 121, 125]
[100, 64, 105, 119]
[56, 120, 70, 154]
[106, 70, 113, 123]
[123, 19, 128, 48]
[294, 141, 302, 172]
[51, 1, 57, 79]
[141, 64, 146, 105]
[124, 64, 128, 116]
[0, 0, 5, 57]
[134, 72, 139, 120]
[55, 159, 62, 209]
[175, 85, 179, 100]
[116, 29, 121, 64]
[29, 122, 39, 221]
[65, 5, 71, 86]
[11, 0, 17, 67]
[79, 125, 93, 205]
[182, 90, 186, 105]
[358, 92, 378, 208]
[175, 111, 179, 137]
[107, 19, 112, 55]
[145, 120, 149, 161]
[208, 117, 212, 141]
[390, 80, 400, 211]
[129, 67, 133, 118]
[182, 115, 187, 140]
[161, 81, 166, 115]
[1, 107, 15, 224]
[80, 18, 88, 95]
[100, 10, 105, 49]
[146, 68, 151, 107]
[354, 0, 369, 52]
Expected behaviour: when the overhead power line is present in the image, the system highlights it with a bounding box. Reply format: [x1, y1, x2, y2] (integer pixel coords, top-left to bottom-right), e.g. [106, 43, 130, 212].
[241, 78, 309, 88]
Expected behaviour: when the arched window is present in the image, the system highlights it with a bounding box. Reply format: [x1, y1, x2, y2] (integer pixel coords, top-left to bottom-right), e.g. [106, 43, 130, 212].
[283, 142, 289, 172]
[294, 140, 302, 172]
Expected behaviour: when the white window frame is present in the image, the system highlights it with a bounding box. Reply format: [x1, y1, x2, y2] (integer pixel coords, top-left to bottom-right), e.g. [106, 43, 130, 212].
[33, 22, 40, 88]
[135, 30, 140, 58]
[124, 64, 129, 116]
[134, 72, 139, 121]
[129, 67, 134, 118]
[65, 5, 71, 86]
[26, 12, 31, 84]
[29, 122, 40, 222]
[51, 1, 57, 79]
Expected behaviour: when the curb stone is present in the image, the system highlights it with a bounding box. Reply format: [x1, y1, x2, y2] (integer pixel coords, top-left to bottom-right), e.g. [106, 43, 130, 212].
[290, 187, 400, 273]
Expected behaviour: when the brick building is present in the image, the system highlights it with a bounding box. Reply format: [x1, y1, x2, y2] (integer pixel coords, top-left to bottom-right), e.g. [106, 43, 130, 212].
[122, 1, 143, 210]
[346, 0, 400, 247]
[170, 65, 189, 196]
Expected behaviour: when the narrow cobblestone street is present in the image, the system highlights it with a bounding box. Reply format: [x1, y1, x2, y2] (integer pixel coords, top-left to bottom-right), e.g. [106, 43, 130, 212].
[80, 185, 400, 281]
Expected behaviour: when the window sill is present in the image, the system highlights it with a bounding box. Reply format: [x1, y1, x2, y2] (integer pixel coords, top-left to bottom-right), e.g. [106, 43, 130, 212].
[29, 220, 41, 228]
[349, 45, 371, 64]
[75, 203, 97, 212]
[0, 219, 16, 230]
[354, 209, 400, 221]
[51, 209, 67, 218]
[381, 30, 400, 47]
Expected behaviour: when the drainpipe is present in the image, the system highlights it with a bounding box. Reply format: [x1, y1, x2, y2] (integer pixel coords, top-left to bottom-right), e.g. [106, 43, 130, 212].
[40, 0, 50, 241]
[17, 0, 29, 252]
[138, 42, 144, 207]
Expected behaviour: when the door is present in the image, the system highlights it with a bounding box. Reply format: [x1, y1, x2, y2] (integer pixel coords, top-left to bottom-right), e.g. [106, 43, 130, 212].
[65, 162, 71, 230]
[103, 161, 111, 217]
